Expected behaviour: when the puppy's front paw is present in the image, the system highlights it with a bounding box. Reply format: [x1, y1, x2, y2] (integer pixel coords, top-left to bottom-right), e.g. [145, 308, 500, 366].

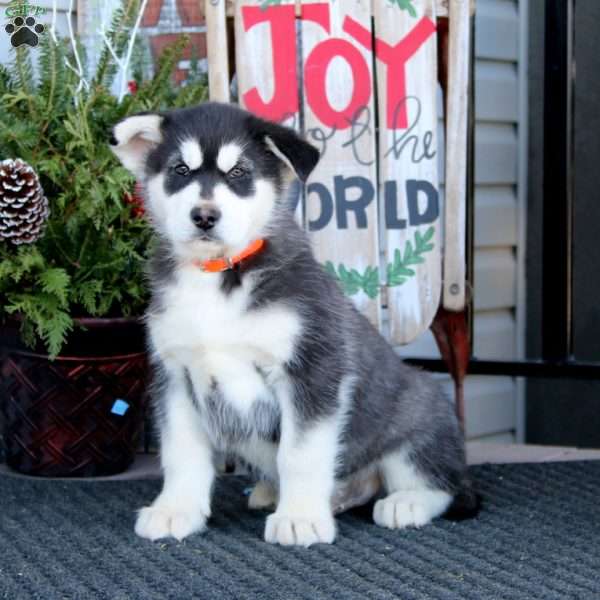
[264, 512, 336, 547]
[135, 503, 208, 541]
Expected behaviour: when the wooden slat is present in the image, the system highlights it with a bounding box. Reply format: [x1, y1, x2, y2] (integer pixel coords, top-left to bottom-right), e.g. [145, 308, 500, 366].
[233, 0, 303, 224]
[234, 0, 298, 129]
[373, 0, 441, 344]
[429, 0, 476, 18]
[300, 0, 381, 327]
[205, 0, 230, 101]
[442, 0, 471, 311]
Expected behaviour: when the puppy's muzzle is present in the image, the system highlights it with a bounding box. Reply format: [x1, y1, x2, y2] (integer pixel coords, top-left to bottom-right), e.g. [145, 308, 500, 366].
[190, 206, 221, 231]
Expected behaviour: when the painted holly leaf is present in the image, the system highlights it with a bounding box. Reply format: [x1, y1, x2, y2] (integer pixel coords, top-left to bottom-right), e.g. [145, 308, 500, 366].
[341, 279, 361, 296]
[363, 266, 380, 299]
[386, 226, 436, 288]
[415, 226, 435, 253]
[348, 267, 364, 287]
[338, 264, 362, 295]
[324, 261, 337, 280]
[392, 248, 416, 277]
[390, 0, 418, 18]
[386, 261, 407, 287]
[260, 0, 283, 9]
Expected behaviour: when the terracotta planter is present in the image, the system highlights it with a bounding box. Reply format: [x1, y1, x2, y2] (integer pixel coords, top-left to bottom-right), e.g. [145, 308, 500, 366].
[0, 317, 148, 477]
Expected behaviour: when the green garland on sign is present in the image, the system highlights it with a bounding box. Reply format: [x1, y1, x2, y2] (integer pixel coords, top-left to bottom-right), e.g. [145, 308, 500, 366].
[324, 226, 435, 299]
[324, 262, 380, 299]
[260, 0, 417, 16]
[386, 225, 435, 286]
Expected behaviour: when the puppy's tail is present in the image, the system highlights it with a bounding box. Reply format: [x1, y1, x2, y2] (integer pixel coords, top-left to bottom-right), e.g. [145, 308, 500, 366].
[443, 477, 482, 521]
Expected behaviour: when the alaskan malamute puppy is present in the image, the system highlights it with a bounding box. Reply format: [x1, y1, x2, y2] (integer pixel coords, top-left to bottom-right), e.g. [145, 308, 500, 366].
[110, 102, 478, 547]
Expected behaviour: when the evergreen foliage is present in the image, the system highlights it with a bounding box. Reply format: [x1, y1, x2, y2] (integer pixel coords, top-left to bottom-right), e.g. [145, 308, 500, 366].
[0, 2, 208, 357]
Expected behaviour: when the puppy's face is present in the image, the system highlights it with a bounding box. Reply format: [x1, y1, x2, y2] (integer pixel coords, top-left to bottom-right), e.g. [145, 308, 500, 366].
[109, 103, 319, 260]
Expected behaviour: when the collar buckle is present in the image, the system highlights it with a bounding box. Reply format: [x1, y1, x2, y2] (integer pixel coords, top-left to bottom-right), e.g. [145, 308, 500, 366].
[195, 239, 265, 273]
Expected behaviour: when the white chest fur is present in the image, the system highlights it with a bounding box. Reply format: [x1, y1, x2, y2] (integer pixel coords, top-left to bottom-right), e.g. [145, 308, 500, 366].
[149, 265, 302, 416]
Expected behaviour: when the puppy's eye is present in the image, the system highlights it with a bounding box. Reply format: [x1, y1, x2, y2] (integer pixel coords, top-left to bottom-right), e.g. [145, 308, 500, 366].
[228, 166, 246, 179]
[174, 163, 190, 176]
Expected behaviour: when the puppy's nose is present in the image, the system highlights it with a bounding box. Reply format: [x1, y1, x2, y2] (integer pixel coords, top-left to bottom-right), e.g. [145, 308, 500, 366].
[190, 206, 221, 231]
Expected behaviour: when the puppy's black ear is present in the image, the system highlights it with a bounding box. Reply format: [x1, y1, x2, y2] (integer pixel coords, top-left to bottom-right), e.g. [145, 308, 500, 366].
[109, 113, 164, 178]
[252, 118, 320, 182]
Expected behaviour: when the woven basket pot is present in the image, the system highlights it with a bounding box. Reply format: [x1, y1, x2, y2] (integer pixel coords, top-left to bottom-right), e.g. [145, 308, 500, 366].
[0, 317, 148, 477]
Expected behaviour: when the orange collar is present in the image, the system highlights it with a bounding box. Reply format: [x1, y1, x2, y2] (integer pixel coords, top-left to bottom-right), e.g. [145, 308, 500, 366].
[193, 239, 266, 273]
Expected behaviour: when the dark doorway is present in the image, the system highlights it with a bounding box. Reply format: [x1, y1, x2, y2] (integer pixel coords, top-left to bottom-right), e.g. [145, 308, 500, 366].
[526, 0, 600, 446]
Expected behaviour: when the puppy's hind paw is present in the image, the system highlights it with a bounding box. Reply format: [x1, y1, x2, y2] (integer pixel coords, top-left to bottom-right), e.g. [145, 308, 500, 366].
[264, 512, 336, 547]
[248, 480, 278, 510]
[135, 503, 208, 541]
[373, 490, 452, 530]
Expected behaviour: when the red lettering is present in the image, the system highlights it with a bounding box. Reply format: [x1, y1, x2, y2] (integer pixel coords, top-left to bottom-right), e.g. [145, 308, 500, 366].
[345, 16, 436, 129]
[302, 3, 370, 129]
[300, 2, 330, 32]
[241, 6, 298, 122]
[304, 40, 371, 129]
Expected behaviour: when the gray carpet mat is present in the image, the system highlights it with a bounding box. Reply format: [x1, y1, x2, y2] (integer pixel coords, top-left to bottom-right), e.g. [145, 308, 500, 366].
[1, 461, 599, 600]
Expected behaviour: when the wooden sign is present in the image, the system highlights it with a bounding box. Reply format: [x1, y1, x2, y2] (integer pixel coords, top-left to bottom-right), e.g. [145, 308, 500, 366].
[216, 0, 461, 344]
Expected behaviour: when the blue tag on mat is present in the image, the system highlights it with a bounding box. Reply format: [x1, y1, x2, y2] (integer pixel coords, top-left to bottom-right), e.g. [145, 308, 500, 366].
[111, 399, 130, 416]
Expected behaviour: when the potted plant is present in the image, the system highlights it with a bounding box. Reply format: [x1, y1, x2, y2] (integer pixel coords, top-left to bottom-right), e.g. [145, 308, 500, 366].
[0, 2, 208, 476]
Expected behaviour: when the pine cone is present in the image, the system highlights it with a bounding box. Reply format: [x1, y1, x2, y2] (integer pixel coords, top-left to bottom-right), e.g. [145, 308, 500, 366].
[0, 158, 50, 245]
